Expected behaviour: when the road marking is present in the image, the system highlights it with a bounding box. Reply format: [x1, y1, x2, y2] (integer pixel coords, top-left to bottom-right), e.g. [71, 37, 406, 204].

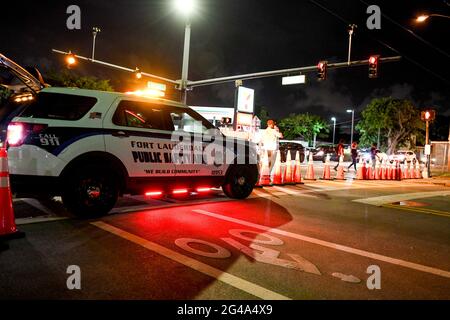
[353, 191, 450, 206]
[91, 221, 291, 300]
[382, 204, 450, 218]
[192, 209, 450, 279]
[16, 216, 69, 225]
[271, 186, 318, 198]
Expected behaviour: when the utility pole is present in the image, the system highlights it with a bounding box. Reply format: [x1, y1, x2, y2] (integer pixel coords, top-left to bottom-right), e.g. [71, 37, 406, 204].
[347, 24, 357, 65]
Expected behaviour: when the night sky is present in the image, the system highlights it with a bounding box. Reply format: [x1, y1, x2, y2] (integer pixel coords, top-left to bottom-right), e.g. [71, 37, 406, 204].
[1, 0, 449, 127]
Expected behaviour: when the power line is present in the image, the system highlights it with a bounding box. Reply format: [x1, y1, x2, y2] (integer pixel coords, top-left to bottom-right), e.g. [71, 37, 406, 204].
[359, 0, 450, 59]
[308, 0, 450, 85]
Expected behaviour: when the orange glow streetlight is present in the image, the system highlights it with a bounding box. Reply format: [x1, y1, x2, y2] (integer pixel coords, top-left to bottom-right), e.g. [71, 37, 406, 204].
[416, 14, 450, 23]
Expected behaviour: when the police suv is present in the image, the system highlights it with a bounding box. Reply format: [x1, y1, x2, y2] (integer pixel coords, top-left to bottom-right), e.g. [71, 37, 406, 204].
[0, 54, 258, 217]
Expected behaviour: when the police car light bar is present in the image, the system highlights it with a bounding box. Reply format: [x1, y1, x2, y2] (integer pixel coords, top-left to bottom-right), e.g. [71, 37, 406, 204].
[196, 187, 212, 193]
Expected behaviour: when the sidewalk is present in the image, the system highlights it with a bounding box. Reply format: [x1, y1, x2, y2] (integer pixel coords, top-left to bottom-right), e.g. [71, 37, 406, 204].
[402, 176, 450, 187]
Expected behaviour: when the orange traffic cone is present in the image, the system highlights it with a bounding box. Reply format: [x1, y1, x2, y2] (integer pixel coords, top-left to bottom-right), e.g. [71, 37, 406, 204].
[257, 150, 271, 187]
[374, 159, 381, 180]
[284, 150, 294, 185]
[304, 153, 316, 181]
[0, 148, 24, 240]
[415, 161, 422, 179]
[392, 161, 398, 180]
[335, 156, 345, 180]
[271, 150, 283, 186]
[322, 154, 332, 180]
[293, 151, 303, 184]
[366, 162, 373, 180]
[404, 162, 410, 179]
[380, 159, 386, 180]
[396, 161, 402, 181]
[409, 162, 415, 179]
[356, 157, 365, 180]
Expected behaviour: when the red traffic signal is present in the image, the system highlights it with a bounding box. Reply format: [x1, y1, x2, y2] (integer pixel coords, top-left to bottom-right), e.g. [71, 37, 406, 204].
[317, 61, 328, 81]
[369, 55, 379, 79]
[421, 110, 436, 122]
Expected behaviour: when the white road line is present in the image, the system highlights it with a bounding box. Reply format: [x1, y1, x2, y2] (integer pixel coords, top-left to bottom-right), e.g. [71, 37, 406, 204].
[353, 191, 450, 206]
[192, 209, 450, 279]
[271, 186, 318, 198]
[16, 216, 69, 225]
[91, 221, 291, 300]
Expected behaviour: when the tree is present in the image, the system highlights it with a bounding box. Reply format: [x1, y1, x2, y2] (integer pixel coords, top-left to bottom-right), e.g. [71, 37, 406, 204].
[357, 97, 424, 153]
[278, 113, 329, 145]
[258, 107, 270, 129]
[44, 70, 114, 92]
[0, 86, 11, 105]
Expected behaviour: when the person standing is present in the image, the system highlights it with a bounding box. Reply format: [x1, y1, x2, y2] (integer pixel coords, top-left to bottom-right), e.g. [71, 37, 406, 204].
[348, 141, 358, 171]
[370, 143, 379, 169]
[334, 139, 345, 171]
[262, 119, 283, 171]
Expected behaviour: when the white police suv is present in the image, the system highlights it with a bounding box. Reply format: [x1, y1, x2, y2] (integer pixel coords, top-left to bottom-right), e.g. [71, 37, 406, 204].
[1, 54, 258, 217]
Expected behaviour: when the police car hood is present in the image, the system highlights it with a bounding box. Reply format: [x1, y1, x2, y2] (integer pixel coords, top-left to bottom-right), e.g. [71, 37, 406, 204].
[0, 53, 43, 93]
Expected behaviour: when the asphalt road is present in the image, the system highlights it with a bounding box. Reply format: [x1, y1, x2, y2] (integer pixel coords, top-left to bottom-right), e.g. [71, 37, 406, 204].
[1, 176, 449, 300]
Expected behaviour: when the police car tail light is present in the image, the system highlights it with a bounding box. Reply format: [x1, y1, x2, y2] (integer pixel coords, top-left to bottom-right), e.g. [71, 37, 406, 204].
[196, 187, 212, 193]
[7, 123, 25, 147]
[7, 122, 47, 147]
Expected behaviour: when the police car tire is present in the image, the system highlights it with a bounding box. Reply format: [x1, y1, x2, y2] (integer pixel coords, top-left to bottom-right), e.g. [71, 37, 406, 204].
[222, 165, 258, 200]
[61, 165, 119, 217]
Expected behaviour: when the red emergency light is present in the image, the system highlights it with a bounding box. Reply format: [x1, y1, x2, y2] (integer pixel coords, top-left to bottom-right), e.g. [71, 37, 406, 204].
[172, 189, 189, 195]
[196, 187, 212, 193]
[145, 191, 163, 197]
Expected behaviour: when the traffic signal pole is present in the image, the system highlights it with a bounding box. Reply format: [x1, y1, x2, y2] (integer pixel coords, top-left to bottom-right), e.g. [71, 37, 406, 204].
[426, 120, 431, 178]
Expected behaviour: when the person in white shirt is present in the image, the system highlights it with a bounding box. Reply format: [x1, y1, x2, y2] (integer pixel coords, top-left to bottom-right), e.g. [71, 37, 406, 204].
[262, 119, 283, 171]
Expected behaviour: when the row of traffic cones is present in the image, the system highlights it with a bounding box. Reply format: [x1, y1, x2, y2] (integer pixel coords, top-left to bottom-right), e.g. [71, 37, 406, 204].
[258, 151, 353, 184]
[0, 148, 24, 244]
[256, 150, 303, 187]
[355, 158, 423, 180]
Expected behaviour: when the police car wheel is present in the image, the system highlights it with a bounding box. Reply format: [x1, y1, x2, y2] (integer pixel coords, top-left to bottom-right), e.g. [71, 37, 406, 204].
[222, 165, 258, 199]
[62, 166, 119, 217]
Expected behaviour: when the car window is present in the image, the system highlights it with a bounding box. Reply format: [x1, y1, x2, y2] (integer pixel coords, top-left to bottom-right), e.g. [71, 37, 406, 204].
[113, 100, 174, 131]
[20, 92, 97, 121]
[169, 108, 214, 134]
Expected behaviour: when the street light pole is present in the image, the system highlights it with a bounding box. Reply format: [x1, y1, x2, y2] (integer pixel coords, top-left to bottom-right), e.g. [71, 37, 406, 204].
[331, 117, 336, 145]
[92, 27, 101, 61]
[181, 21, 191, 104]
[347, 24, 357, 66]
[347, 109, 355, 145]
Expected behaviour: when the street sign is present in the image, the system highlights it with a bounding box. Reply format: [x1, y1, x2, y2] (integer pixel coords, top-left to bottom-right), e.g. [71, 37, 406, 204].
[282, 75, 306, 85]
[425, 144, 431, 155]
[237, 86, 255, 114]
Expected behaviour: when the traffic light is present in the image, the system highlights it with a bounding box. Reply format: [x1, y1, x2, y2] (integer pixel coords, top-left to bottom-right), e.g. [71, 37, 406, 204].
[421, 110, 436, 122]
[368, 55, 379, 79]
[134, 68, 143, 79]
[317, 61, 328, 81]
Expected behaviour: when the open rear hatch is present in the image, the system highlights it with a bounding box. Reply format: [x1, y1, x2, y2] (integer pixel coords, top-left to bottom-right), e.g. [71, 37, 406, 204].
[0, 53, 44, 93]
[1, 53, 45, 146]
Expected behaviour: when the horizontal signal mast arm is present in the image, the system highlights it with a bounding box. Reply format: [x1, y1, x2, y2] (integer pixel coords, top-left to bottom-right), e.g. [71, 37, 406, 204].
[187, 56, 402, 88]
[52, 49, 179, 85]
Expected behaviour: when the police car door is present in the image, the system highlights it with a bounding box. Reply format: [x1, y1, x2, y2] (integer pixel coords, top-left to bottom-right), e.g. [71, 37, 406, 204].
[169, 107, 229, 178]
[103, 98, 175, 179]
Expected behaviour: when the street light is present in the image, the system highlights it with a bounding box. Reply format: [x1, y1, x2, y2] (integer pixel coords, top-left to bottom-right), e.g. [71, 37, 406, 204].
[416, 14, 450, 23]
[173, 0, 196, 104]
[347, 109, 355, 145]
[331, 117, 337, 145]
